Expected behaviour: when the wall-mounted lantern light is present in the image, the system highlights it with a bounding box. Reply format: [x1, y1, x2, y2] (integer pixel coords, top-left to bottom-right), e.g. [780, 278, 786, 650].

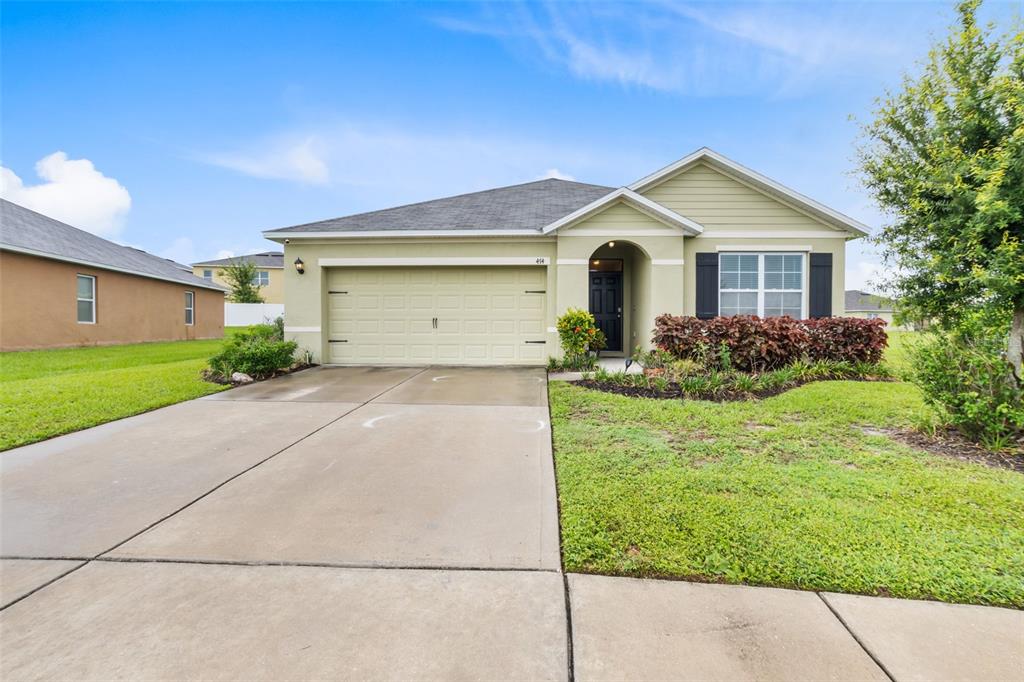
[294, 257, 305, 274]
[608, 241, 616, 248]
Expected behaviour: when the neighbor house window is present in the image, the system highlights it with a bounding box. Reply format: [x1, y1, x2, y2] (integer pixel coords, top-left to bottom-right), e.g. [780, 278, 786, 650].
[185, 291, 194, 325]
[251, 270, 270, 286]
[719, 253, 804, 318]
[202, 269, 213, 281]
[77, 274, 96, 324]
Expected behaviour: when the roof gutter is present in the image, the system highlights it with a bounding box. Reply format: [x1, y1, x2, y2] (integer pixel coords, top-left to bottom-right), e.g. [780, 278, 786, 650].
[262, 229, 545, 241]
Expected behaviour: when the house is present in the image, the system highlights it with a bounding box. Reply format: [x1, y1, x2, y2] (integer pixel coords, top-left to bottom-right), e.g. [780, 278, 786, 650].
[0, 199, 226, 351]
[842, 290, 914, 331]
[263, 148, 868, 366]
[191, 252, 284, 303]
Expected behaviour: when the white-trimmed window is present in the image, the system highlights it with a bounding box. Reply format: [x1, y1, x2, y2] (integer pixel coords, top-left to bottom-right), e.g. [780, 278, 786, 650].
[185, 291, 194, 326]
[251, 271, 269, 286]
[76, 274, 96, 324]
[202, 269, 213, 281]
[720, 253, 804, 318]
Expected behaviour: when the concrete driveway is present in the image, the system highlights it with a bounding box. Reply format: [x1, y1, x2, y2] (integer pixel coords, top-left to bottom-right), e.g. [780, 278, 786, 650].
[2, 366, 1020, 680]
[1, 366, 566, 680]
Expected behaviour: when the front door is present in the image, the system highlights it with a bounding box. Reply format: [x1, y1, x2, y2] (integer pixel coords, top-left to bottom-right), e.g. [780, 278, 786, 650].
[590, 272, 623, 352]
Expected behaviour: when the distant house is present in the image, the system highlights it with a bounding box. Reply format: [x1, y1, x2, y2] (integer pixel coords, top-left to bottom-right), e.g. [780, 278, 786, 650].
[191, 252, 284, 304]
[0, 199, 226, 351]
[842, 290, 913, 331]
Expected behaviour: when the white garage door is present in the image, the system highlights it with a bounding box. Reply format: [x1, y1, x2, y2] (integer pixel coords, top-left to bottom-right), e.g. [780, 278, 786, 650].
[326, 267, 548, 365]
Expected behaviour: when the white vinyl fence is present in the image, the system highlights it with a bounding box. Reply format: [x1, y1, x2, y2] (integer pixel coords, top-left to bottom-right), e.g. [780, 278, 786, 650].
[224, 303, 285, 327]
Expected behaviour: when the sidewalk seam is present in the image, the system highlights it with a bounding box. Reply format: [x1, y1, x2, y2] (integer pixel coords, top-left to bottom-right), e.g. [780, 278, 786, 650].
[817, 592, 896, 682]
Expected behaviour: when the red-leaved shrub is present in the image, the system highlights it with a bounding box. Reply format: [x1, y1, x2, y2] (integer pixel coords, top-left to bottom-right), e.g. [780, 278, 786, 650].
[652, 314, 887, 371]
[803, 317, 888, 363]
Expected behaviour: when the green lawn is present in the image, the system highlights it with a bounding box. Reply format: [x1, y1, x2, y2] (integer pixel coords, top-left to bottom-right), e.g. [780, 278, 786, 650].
[883, 329, 921, 375]
[549, 377, 1024, 608]
[1, 339, 229, 451]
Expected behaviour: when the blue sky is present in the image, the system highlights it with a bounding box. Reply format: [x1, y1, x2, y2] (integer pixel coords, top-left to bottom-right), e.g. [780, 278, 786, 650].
[2, 1, 1019, 290]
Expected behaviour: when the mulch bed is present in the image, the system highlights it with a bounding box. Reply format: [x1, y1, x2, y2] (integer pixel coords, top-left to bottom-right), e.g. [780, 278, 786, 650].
[860, 426, 1024, 473]
[575, 376, 894, 403]
[201, 363, 317, 386]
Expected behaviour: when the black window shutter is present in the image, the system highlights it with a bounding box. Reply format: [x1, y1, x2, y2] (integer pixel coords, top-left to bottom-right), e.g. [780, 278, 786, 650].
[809, 253, 833, 318]
[695, 253, 719, 319]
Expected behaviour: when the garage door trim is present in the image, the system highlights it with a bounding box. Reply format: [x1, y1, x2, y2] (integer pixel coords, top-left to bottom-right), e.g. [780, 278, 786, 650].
[318, 257, 550, 267]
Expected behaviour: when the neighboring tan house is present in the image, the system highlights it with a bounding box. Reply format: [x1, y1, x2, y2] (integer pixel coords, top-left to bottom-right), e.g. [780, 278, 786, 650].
[0, 199, 226, 351]
[842, 290, 914, 331]
[263, 148, 868, 366]
[191, 252, 284, 303]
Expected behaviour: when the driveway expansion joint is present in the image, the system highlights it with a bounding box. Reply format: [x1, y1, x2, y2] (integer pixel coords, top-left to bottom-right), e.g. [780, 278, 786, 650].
[817, 592, 897, 682]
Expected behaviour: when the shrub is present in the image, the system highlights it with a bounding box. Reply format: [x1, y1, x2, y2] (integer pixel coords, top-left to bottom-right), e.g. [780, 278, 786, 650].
[804, 317, 888, 364]
[209, 323, 297, 380]
[653, 314, 887, 370]
[911, 332, 1024, 448]
[556, 308, 605, 369]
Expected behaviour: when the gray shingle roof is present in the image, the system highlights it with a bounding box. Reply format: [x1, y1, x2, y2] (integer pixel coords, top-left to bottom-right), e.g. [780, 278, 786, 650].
[267, 178, 615, 234]
[0, 199, 226, 291]
[193, 252, 284, 268]
[845, 290, 894, 312]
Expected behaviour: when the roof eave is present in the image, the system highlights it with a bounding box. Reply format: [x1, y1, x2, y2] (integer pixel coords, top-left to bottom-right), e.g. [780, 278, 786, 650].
[540, 188, 704, 235]
[0, 244, 229, 292]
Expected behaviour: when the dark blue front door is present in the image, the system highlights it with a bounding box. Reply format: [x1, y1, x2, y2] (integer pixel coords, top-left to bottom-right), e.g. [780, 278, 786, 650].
[590, 272, 623, 352]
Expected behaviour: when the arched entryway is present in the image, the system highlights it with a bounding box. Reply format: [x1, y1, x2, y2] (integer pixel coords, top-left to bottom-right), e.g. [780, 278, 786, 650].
[588, 240, 650, 356]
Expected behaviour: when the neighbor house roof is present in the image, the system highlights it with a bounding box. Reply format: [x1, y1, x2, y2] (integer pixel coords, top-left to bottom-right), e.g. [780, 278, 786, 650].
[264, 178, 615, 238]
[845, 290, 894, 312]
[263, 148, 870, 241]
[192, 251, 284, 268]
[0, 199, 226, 291]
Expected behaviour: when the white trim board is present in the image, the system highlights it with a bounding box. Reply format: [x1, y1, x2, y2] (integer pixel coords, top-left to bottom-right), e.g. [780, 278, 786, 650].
[317, 257, 550, 267]
[0, 244, 226, 292]
[284, 326, 321, 333]
[265, 229, 541, 240]
[695, 231, 842, 239]
[716, 245, 812, 252]
[651, 259, 685, 265]
[555, 259, 589, 265]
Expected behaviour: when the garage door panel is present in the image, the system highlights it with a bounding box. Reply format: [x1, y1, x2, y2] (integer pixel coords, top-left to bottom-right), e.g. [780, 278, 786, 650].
[326, 267, 546, 365]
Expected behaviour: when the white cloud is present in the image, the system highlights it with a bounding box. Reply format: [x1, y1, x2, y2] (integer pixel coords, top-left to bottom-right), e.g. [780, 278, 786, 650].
[433, 2, 927, 96]
[539, 168, 576, 181]
[159, 236, 196, 265]
[0, 152, 131, 237]
[846, 259, 897, 294]
[199, 135, 330, 185]
[193, 123, 614, 203]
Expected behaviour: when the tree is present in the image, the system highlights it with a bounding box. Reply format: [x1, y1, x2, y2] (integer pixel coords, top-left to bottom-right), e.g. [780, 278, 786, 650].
[219, 259, 264, 303]
[856, 0, 1023, 380]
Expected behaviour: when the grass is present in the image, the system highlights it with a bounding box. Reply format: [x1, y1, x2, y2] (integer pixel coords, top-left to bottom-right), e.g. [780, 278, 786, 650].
[883, 329, 921, 375]
[1, 338, 230, 451]
[550, 339, 1024, 607]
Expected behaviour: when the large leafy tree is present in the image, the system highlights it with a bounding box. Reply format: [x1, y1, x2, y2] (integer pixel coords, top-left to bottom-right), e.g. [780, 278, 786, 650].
[219, 259, 264, 304]
[856, 0, 1023, 379]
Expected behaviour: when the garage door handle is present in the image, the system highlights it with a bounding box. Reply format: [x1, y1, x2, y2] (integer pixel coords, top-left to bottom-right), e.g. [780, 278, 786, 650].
[524, 290, 546, 294]
[328, 290, 348, 294]
[525, 340, 546, 344]
[328, 339, 348, 343]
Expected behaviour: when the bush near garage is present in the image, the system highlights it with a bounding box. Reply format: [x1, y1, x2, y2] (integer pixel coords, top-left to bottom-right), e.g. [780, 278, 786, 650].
[208, 322, 297, 380]
[555, 308, 607, 370]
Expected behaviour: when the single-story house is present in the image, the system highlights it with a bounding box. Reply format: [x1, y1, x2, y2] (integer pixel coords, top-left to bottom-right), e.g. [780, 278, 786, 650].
[842, 289, 914, 331]
[263, 148, 868, 366]
[191, 251, 284, 303]
[0, 199, 226, 351]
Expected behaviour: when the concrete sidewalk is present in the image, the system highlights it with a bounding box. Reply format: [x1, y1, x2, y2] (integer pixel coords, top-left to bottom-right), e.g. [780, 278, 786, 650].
[1, 366, 1020, 681]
